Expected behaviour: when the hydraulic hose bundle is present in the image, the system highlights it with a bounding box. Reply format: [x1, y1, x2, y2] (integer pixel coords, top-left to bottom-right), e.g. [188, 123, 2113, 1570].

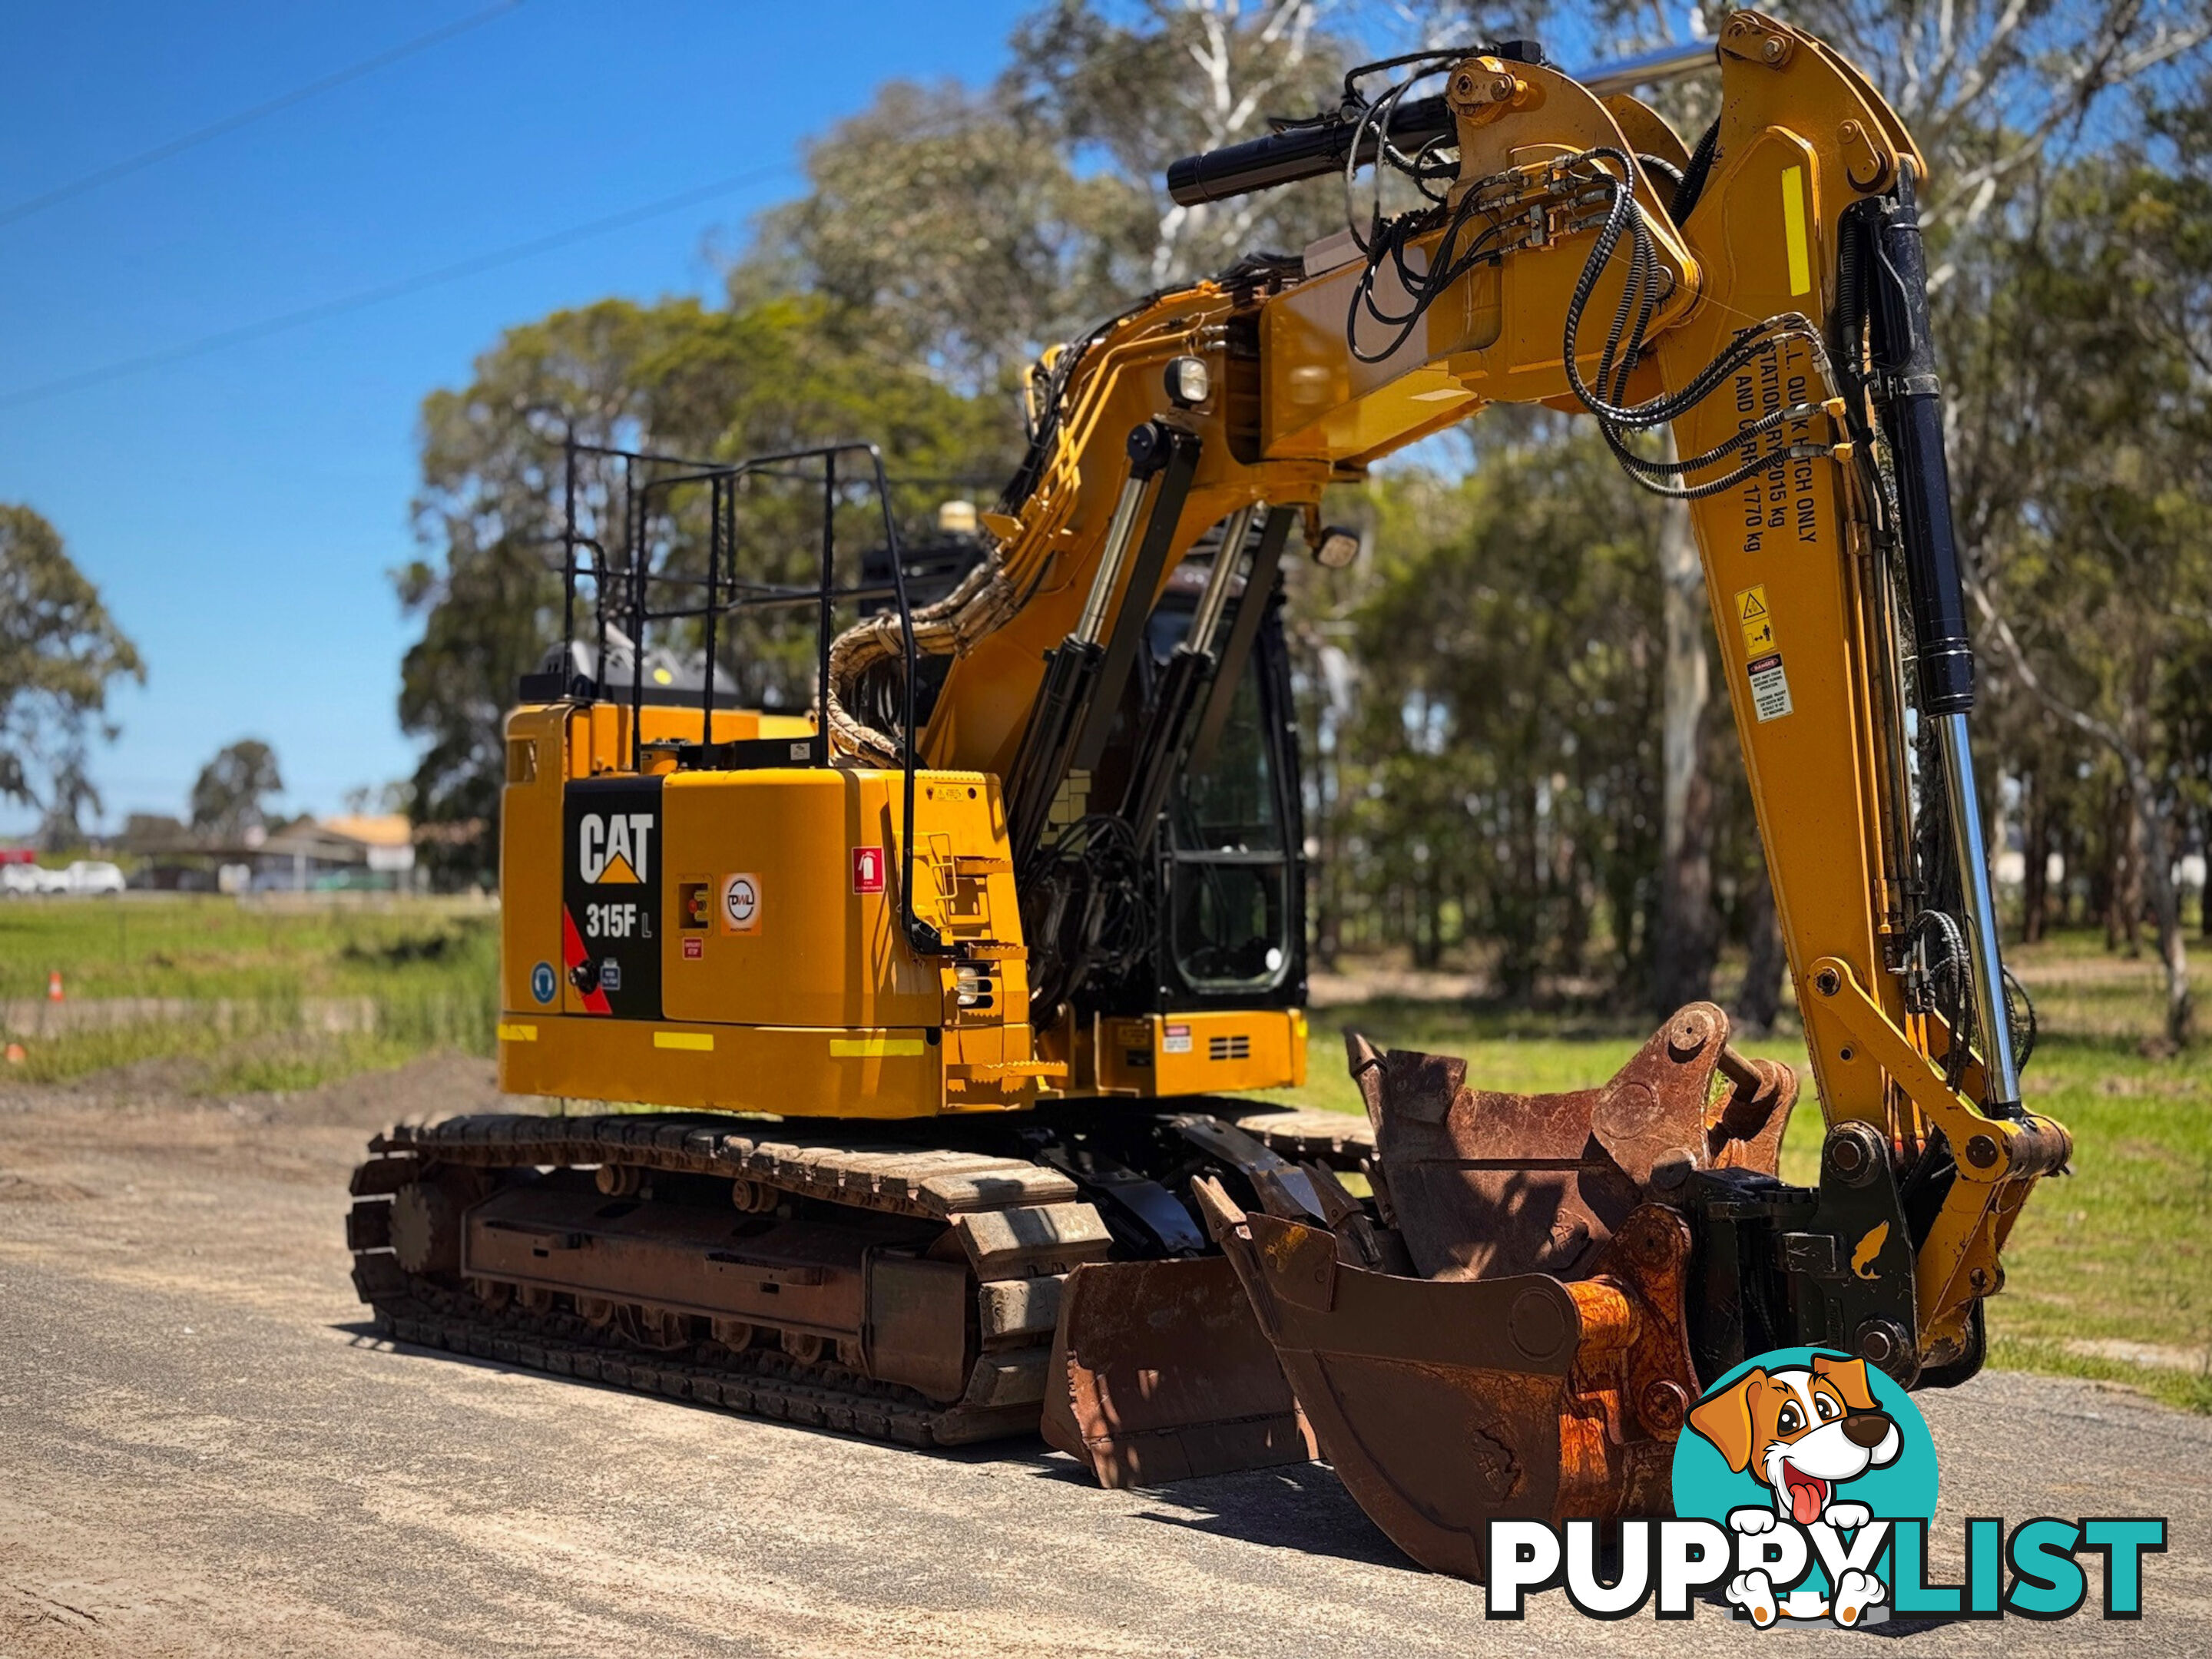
[1549, 148, 1843, 499]
[1320, 50, 1846, 501]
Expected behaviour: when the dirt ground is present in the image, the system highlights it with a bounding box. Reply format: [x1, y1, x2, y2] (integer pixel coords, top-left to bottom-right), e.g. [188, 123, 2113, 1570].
[0, 1055, 2205, 1657]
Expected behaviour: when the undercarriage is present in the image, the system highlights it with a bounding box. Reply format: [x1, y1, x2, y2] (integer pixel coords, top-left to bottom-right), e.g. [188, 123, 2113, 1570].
[346, 1100, 1369, 1449]
[338, 1002, 1983, 1578]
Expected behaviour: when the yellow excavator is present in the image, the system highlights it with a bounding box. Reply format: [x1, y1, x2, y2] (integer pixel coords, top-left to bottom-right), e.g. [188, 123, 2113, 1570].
[346, 12, 2071, 1578]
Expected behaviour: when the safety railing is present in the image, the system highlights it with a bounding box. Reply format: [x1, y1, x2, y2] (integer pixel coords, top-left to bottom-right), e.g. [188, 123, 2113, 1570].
[535, 436, 944, 955]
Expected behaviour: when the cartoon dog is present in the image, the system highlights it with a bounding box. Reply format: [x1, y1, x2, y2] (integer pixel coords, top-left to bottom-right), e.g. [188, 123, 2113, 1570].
[1686, 1353, 1903, 1628]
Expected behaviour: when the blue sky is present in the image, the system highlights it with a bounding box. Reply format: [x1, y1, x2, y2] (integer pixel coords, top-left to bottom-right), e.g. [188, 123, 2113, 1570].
[0, 0, 1032, 836]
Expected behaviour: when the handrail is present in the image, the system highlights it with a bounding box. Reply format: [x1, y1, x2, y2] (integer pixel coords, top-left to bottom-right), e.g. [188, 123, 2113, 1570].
[554, 437, 945, 962]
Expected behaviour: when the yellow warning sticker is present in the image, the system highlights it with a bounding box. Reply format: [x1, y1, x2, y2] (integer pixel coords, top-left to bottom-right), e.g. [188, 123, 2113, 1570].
[1735, 584, 1777, 655]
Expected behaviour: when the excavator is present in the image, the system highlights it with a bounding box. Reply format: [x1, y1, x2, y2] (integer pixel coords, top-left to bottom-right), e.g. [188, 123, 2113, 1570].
[345, 12, 2071, 1578]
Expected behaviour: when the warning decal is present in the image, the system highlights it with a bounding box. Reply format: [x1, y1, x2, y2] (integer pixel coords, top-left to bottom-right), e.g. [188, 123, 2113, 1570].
[1735, 584, 1777, 656]
[1747, 651, 1794, 722]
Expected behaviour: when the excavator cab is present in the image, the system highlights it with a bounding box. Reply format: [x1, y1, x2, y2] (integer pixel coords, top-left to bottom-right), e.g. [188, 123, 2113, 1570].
[1146, 570, 1304, 1012]
[1075, 545, 1307, 1031]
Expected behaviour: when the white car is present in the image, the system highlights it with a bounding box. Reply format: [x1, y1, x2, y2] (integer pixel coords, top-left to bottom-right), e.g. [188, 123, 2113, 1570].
[0, 863, 41, 896]
[61, 861, 127, 896]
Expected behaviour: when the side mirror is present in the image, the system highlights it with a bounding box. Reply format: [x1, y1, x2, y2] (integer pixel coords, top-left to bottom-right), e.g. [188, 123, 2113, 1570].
[1310, 524, 1363, 569]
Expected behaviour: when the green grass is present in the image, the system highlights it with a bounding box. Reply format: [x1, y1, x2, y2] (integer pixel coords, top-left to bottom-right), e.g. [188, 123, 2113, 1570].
[1276, 939, 2212, 1412]
[0, 894, 499, 1002]
[1987, 1336, 2212, 1416]
[0, 896, 498, 1089]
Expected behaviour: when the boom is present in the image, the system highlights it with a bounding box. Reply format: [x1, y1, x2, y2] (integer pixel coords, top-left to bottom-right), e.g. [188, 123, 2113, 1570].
[835, 10, 2065, 1381]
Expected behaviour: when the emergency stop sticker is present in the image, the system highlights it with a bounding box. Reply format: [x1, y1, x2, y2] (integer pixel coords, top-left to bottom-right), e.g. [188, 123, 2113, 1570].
[1747, 652, 1794, 722]
[720, 873, 761, 933]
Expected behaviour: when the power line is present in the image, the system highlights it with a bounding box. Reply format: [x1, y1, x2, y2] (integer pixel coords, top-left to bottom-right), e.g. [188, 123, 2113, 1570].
[0, 163, 796, 411]
[0, 2, 524, 231]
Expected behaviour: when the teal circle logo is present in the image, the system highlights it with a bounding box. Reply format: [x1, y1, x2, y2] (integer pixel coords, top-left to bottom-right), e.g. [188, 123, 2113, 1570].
[1674, 1347, 1937, 1624]
[530, 961, 557, 1004]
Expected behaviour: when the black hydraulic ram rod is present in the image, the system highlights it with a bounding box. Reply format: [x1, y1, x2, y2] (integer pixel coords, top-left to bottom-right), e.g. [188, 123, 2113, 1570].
[1860, 161, 2022, 1112]
[1167, 94, 1453, 207]
[1163, 39, 1712, 207]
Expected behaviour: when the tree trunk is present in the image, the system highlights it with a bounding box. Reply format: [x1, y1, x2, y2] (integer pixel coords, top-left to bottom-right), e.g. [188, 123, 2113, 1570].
[1654, 474, 1715, 1012]
[2022, 772, 2049, 944]
[1559, 862, 1588, 979]
[1413, 859, 1440, 970]
[1313, 734, 1340, 970]
[2109, 784, 2143, 958]
[1733, 829, 1786, 1035]
[2123, 760, 2193, 1047]
[2088, 817, 2113, 941]
[2200, 806, 2211, 941]
[2114, 792, 2132, 959]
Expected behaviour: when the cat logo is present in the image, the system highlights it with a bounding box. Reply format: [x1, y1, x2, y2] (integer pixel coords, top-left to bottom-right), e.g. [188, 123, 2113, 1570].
[578, 812, 654, 884]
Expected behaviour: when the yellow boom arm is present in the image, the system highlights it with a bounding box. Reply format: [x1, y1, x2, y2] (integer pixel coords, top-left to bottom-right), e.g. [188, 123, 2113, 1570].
[894, 11, 2065, 1376]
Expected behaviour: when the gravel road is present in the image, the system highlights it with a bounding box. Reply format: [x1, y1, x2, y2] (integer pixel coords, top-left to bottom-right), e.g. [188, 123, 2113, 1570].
[0, 1055, 2204, 1657]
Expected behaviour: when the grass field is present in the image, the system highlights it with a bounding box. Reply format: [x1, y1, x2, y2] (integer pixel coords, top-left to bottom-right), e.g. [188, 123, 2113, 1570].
[0, 895, 497, 1094]
[2, 898, 2205, 1411]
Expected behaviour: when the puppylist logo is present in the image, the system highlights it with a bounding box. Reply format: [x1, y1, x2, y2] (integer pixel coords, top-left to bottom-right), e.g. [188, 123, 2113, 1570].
[1485, 1346, 2167, 1626]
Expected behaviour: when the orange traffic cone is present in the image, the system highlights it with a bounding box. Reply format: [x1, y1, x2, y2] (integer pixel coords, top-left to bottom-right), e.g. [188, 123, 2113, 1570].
[46, 970, 63, 1002]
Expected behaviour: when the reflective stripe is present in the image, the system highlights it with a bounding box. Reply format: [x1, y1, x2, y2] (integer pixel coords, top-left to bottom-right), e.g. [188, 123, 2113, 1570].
[497, 1022, 537, 1043]
[654, 1031, 714, 1051]
[1781, 165, 1811, 296]
[830, 1037, 928, 1058]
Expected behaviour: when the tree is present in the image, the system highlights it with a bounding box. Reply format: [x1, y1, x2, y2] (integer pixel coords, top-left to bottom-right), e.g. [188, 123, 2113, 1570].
[341, 780, 412, 816]
[1773, 0, 2210, 242]
[0, 504, 144, 845]
[190, 739, 284, 839]
[741, 2, 1354, 396]
[1007, 0, 1349, 286]
[747, 80, 1141, 391]
[1651, 434, 1715, 1011]
[1963, 142, 2212, 1045]
[400, 293, 1015, 882]
[1495, 0, 2210, 1013]
[1349, 426, 1667, 996]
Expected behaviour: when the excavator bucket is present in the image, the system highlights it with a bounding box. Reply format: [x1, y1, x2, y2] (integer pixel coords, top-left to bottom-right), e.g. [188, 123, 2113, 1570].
[1198, 1003, 1796, 1578]
[1041, 1257, 1314, 1486]
[1043, 1112, 1366, 1486]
